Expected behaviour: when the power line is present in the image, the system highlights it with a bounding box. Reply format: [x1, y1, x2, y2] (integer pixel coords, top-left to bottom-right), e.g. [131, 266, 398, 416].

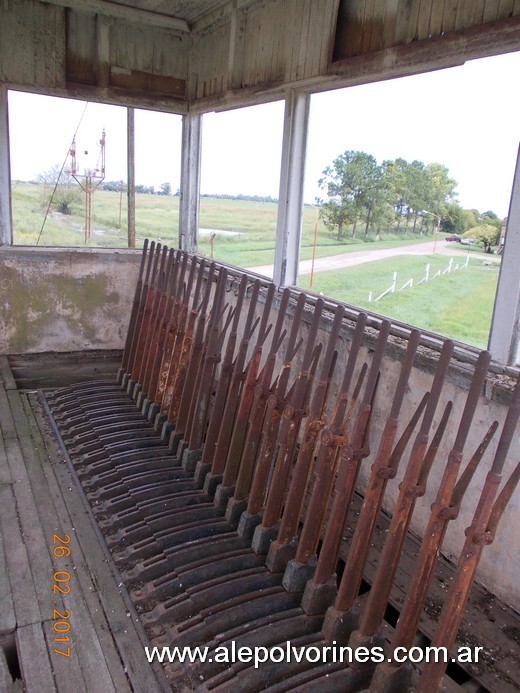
[35, 101, 89, 246]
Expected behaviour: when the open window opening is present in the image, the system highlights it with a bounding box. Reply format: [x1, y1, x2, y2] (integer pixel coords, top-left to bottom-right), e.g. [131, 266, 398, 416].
[8, 91, 182, 249]
[298, 52, 520, 351]
[199, 101, 284, 275]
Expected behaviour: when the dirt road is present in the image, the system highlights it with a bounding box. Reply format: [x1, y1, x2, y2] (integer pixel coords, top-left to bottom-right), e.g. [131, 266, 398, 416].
[247, 239, 474, 279]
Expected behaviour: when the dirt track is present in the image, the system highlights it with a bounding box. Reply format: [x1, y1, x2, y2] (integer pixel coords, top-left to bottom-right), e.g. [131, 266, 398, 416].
[247, 239, 476, 279]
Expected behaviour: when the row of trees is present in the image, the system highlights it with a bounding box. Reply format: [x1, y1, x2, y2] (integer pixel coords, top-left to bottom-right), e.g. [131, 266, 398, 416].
[101, 180, 173, 195]
[318, 151, 459, 239]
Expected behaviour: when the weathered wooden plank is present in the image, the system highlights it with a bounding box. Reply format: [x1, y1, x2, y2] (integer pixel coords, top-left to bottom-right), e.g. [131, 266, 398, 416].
[395, 0, 418, 44]
[243, 4, 259, 86]
[4, 440, 55, 622]
[429, 0, 447, 35]
[416, 0, 434, 40]
[0, 433, 12, 486]
[379, 0, 399, 48]
[483, 0, 502, 23]
[335, 0, 365, 58]
[42, 620, 88, 693]
[368, 0, 387, 52]
[0, 648, 14, 692]
[287, 0, 305, 80]
[16, 623, 57, 692]
[0, 356, 16, 391]
[360, 0, 377, 53]
[30, 394, 165, 692]
[296, 0, 313, 81]
[498, 0, 516, 18]
[307, 0, 327, 76]
[0, 484, 41, 627]
[66, 9, 97, 84]
[15, 394, 131, 692]
[0, 384, 16, 441]
[455, 0, 486, 30]
[441, 0, 459, 32]
[322, 0, 341, 69]
[0, 523, 16, 636]
[228, 6, 247, 90]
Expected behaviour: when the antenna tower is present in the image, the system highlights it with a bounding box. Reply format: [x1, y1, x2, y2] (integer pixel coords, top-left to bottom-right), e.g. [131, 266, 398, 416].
[69, 129, 106, 243]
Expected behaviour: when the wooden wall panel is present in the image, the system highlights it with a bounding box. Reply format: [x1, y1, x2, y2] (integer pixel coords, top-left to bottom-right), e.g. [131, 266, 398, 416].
[0, 0, 66, 89]
[191, 22, 230, 98]
[66, 10, 97, 84]
[333, 0, 520, 60]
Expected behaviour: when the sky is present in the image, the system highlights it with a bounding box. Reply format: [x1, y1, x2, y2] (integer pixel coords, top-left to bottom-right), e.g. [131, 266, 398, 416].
[7, 51, 520, 218]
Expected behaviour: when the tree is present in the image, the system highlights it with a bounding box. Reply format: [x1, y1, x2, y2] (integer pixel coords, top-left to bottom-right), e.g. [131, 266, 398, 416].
[318, 150, 381, 240]
[464, 224, 500, 253]
[441, 203, 465, 234]
[37, 164, 81, 215]
[159, 181, 172, 196]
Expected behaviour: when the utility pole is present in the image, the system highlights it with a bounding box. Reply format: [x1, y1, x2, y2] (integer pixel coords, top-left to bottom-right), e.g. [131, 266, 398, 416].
[127, 107, 136, 248]
[69, 130, 106, 244]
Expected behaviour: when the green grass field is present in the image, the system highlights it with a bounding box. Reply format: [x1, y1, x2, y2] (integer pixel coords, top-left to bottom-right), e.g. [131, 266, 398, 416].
[299, 255, 499, 348]
[11, 182, 446, 261]
[11, 182, 499, 347]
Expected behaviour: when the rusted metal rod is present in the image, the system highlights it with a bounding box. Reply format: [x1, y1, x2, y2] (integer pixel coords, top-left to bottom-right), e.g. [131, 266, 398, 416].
[239, 293, 308, 519]
[418, 375, 520, 692]
[135, 244, 169, 388]
[249, 299, 325, 533]
[139, 247, 177, 396]
[165, 261, 214, 428]
[195, 276, 255, 480]
[392, 352, 491, 642]
[183, 268, 232, 453]
[323, 340, 454, 644]
[291, 320, 391, 572]
[167, 262, 216, 438]
[130, 242, 164, 385]
[218, 284, 279, 493]
[268, 307, 354, 557]
[224, 289, 292, 520]
[120, 237, 150, 379]
[127, 240, 159, 382]
[149, 252, 193, 407]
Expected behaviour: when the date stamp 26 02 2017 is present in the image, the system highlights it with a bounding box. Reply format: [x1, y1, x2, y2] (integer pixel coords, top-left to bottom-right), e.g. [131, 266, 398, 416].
[51, 533, 73, 658]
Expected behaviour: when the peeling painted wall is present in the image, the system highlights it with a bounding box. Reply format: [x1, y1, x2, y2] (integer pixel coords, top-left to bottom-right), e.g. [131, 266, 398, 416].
[0, 247, 140, 354]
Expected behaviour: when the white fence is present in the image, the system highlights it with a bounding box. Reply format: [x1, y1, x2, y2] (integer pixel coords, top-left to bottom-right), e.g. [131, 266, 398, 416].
[369, 254, 469, 303]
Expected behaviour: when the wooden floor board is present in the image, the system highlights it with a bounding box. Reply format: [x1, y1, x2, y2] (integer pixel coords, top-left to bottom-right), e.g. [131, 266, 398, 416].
[0, 484, 42, 627]
[29, 392, 165, 693]
[0, 524, 16, 636]
[41, 619, 88, 693]
[0, 386, 17, 440]
[0, 362, 165, 693]
[16, 623, 57, 692]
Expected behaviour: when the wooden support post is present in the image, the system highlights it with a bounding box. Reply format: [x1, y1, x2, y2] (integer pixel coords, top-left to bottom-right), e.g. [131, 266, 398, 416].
[127, 107, 136, 248]
[179, 112, 202, 253]
[488, 144, 520, 365]
[273, 89, 310, 288]
[0, 85, 13, 246]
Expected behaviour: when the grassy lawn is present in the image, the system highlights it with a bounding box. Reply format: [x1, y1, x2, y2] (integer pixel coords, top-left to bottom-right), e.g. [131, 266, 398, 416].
[12, 183, 440, 259]
[298, 254, 499, 348]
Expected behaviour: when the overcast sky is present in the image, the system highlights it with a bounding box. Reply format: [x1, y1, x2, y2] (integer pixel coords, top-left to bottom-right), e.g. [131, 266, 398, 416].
[8, 51, 520, 217]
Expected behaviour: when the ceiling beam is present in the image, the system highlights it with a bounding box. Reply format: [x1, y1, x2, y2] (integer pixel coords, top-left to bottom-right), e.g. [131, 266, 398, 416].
[39, 0, 190, 32]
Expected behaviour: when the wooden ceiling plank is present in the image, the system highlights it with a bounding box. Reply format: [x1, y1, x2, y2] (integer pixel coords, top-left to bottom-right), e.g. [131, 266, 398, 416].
[441, 0, 458, 32]
[416, 0, 434, 40]
[37, 0, 190, 32]
[429, 0, 446, 36]
[483, 0, 502, 24]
